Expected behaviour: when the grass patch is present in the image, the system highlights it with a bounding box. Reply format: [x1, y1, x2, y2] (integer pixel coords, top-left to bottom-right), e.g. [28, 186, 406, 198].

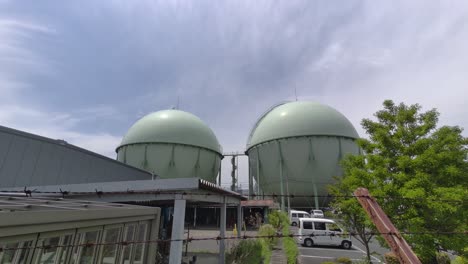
[282, 225, 299, 264]
[226, 239, 263, 264]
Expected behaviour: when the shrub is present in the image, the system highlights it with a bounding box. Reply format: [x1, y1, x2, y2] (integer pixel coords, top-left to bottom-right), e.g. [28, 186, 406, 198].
[436, 252, 451, 264]
[260, 238, 272, 264]
[336, 257, 352, 264]
[268, 210, 289, 230]
[258, 224, 278, 249]
[282, 223, 298, 264]
[324, 211, 335, 218]
[283, 236, 299, 264]
[384, 252, 399, 264]
[453, 256, 468, 264]
[226, 239, 263, 264]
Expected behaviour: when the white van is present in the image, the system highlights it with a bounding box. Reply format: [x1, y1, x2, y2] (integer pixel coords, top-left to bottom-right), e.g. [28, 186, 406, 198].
[289, 210, 310, 226]
[297, 218, 352, 249]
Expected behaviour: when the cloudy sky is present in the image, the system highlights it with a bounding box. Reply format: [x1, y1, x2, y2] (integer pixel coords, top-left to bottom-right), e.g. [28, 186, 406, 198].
[1, 1, 467, 186]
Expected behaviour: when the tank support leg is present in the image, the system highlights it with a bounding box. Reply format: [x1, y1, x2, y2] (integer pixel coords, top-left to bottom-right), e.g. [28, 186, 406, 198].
[313, 183, 319, 210]
[279, 158, 285, 211]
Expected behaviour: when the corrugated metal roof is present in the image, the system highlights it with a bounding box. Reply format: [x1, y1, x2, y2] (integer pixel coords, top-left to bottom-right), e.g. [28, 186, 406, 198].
[0, 125, 152, 188]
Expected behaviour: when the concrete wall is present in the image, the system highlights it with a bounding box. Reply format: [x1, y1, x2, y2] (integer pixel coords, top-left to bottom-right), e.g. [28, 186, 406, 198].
[0, 125, 152, 188]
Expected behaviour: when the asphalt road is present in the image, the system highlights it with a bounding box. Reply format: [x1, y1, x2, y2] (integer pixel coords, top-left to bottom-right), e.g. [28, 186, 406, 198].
[291, 226, 388, 264]
[298, 243, 383, 264]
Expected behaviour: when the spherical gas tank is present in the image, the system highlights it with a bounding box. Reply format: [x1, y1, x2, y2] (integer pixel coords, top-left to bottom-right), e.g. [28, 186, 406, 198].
[246, 101, 360, 208]
[116, 110, 222, 182]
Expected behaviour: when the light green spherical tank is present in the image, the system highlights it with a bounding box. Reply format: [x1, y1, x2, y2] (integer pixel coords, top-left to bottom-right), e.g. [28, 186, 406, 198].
[116, 110, 222, 182]
[247, 101, 360, 208]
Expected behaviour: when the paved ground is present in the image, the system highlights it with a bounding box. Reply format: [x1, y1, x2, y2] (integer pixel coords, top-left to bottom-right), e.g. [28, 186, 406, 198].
[180, 228, 259, 263]
[291, 226, 387, 264]
[183, 227, 389, 263]
[298, 243, 383, 264]
[185, 229, 258, 253]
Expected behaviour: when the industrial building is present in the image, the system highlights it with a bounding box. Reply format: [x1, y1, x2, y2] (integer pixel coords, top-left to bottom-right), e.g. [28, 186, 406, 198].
[0, 124, 245, 264]
[0, 100, 359, 263]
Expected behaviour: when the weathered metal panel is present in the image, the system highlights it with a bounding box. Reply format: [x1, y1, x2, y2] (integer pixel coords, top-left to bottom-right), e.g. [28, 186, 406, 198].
[0, 125, 152, 188]
[0, 133, 14, 171]
[14, 139, 41, 187]
[0, 136, 29, 187]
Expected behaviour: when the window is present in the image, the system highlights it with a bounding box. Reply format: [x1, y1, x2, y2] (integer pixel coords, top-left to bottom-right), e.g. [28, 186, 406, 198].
[38, 236, 61, 264]
[58, 235, 73, 264]
[302, 222, 313, 230]
[0, 240, 34, 264]
[298, 213, 304, 218]
[326, 223, 341, 232]
[17, 241, 33, 264]
[120, 225, 136, 264]
[99, 228, 121, 264]
[78, 231, 99, 264]
[292, 213, 297, 217]
[133, 223, 148, 264]
[69, 234, 82, 264]
[0, 242, 18, 264]
[314, 222, 326, 231]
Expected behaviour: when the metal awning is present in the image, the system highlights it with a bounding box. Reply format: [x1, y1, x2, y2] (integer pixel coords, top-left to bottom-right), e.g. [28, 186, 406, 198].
[0, 178, 247, 205]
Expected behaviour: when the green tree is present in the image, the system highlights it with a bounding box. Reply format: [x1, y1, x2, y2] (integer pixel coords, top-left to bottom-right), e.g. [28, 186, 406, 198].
[330, 100, 468, 263]
[329, 181, 376, 262]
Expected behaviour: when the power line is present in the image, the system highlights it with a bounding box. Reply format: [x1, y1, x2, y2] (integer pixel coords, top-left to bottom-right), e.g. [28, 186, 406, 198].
[0, 189, 465, 204]
[1, 231, 466, 252]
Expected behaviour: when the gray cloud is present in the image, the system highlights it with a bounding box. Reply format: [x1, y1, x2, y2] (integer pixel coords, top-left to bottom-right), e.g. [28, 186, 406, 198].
[1, 0, 467, 184]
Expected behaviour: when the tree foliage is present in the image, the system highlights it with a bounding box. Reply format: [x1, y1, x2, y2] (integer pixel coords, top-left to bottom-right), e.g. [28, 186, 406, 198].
[330, 100, 468, 262]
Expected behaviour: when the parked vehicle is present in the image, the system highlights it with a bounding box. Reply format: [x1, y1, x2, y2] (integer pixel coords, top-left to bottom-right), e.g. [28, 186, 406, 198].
[311, 209, 324, 218]
[297, 218, 352, 249]
[289, 210, 310, 226]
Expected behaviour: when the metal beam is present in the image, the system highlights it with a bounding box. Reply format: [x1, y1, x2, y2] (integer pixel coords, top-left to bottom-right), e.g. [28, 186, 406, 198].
[278, 142, 285, 211]
[354, 188, 421, 264]
[237, 204, 242, 238]
[169, 199, 186, 264]
[313, 184, 319, 209]
[219, 197, 227, 264]
[146, 209, 162, 264]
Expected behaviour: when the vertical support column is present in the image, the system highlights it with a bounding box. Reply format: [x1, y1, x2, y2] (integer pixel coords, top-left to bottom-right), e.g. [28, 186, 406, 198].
[313, 184, 319, 210]
[279, 160, 285, 211]
[248, 155, 253, 199]
[231, 156, 237, 191]
[169, 199, 186, 264]
[146, 208, 162, 264]
[278, 142, 285, 211]
[218, 161, 222, 186]
[256, 148, 261, 198]
[263, 207, 269, 224]
[285, 172, 291, 214]
[193, 206, 197, 228]
[219, 197, 227, 264]
[237, 204, 242, 238]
